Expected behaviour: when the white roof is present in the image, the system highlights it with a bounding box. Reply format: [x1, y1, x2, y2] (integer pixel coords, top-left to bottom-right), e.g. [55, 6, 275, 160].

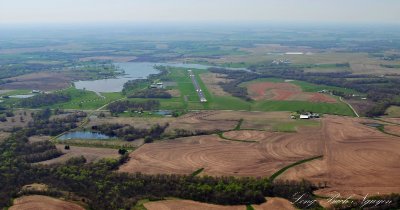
[300, 115, 310, 119]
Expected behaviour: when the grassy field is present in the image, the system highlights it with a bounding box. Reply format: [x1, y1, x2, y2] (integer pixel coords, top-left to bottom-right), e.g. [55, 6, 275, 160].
[47, 88, 124, 110]
[385, 106, 400, 117]
[142, 67, 357, 116]
[4, 67, 355, 116]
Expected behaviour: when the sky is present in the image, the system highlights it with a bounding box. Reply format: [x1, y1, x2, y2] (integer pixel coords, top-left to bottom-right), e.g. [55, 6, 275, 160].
[0, 0, 399, 24]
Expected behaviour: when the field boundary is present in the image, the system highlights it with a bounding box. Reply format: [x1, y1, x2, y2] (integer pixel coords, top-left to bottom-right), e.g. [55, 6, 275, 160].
[269, 155, 323, 182]
[339, 97, 359, 117]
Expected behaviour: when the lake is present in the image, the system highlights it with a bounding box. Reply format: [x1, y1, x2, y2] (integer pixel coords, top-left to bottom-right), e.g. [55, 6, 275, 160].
[74, 62, 247, 93]
[58, 131, 113, 140]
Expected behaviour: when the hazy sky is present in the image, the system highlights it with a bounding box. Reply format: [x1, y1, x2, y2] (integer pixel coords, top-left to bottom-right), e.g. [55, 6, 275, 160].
[1, 0, 399, 24]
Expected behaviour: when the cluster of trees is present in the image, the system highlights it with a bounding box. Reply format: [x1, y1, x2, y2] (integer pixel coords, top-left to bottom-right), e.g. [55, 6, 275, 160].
[108, 100, 160, 114]
[171, 128, 221, 139]
[128, 89, 172, 99]
[23, 109, 86, 137]
[122, 79, 149, 95]
[19, 141, 63, 163]
[20, 93, 71, 108]
[92, 123, 169, 142]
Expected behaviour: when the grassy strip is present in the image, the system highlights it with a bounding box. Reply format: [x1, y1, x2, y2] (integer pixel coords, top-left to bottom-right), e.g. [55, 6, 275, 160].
[234, 119, 244, 130]
[269, 155, 323, 182]
[132, 199, 150, 210]
[191, 168, 205, 177]
[246, 205, 255, 210]
[217, 132, 258, 143]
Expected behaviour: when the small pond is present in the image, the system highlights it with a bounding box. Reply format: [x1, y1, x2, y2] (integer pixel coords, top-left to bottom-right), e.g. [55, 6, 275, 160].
[9, 94, 35, 99]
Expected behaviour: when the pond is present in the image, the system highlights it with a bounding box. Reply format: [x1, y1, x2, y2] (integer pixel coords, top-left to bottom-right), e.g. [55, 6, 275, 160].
[58, 131, 113, 140]
[9, 94, 35, 99]
[364, 123, 383, 128]
[74, 62, 248, 93]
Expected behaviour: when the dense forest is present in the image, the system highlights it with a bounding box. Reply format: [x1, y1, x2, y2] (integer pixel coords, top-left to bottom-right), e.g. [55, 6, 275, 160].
[19, 93, 71, 108]
[92, 123, 169, 142]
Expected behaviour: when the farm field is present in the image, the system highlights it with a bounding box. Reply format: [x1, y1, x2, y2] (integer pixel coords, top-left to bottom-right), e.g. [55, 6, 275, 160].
[118, 124, 323, 176]
[118, 114, 400, 197]
[9, 195, 85, 210]
[138, 68, 357, 116]
[88, 110, 319, 134]
[143, 197, 295, 210]
[245, 80, 337, 102]
[279, 115, 400, 197]
[35, 145, 120, 165]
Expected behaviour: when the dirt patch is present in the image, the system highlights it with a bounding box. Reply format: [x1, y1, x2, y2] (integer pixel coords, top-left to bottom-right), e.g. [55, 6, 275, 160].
[144, 197, 295, 210]
[119, 125, 323, 176]
[166, 89, 181, 97]
[9, 195, 84, 210]
[384, 125, 400, 136]
[167, 111, 237, 133]
[35, 145, 120, 165]
[280, 115, 400, 197]
[200, 73, 232, 96]
[381, 117, 400, 124]
[28, 135, 52, 143]
[253, 197, 296, 210]
[0, 131, 10, 143]
[0, 71, 81, 91]
[246, 82, 336, 103]
[144, 199, 245, 210]
[0, 110, 34, 132]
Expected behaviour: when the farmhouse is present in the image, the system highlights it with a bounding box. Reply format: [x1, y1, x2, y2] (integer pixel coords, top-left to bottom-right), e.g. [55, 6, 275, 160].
[150, 82, 164, 89]
[300, 114, 310, 119]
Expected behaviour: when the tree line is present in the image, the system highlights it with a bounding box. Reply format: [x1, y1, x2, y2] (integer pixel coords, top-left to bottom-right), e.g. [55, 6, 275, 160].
[20, 93, 71, 108]
[91, 123, 169, 142]
[108, 100, 160, 115]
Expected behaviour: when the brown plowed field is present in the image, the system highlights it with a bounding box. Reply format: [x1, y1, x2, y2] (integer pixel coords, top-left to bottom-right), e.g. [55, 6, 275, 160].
[10, 195, 84, 210]
[384, 125, 400, 136]
[247, 82, 336, 103]
[280, 115, 400, 197]
[144, 197, 295, 210]
[35, 145, 119, 165]
[144, 200, 245, 210]
[0, 72, 81, 91]
[119, 126, 323, 176]
[223, 130, 277, 141]
[253, 197, 296, 210]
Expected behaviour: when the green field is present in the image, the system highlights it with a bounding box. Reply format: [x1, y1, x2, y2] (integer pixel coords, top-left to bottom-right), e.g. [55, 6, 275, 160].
[150, 67, 356, 116]
[6, 67, 355, 116]
[49, 88, 124, 110]
[385, 106, 400, 117]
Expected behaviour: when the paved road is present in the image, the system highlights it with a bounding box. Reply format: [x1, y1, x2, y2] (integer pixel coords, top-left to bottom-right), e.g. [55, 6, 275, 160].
[188, 70, 207, 102]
